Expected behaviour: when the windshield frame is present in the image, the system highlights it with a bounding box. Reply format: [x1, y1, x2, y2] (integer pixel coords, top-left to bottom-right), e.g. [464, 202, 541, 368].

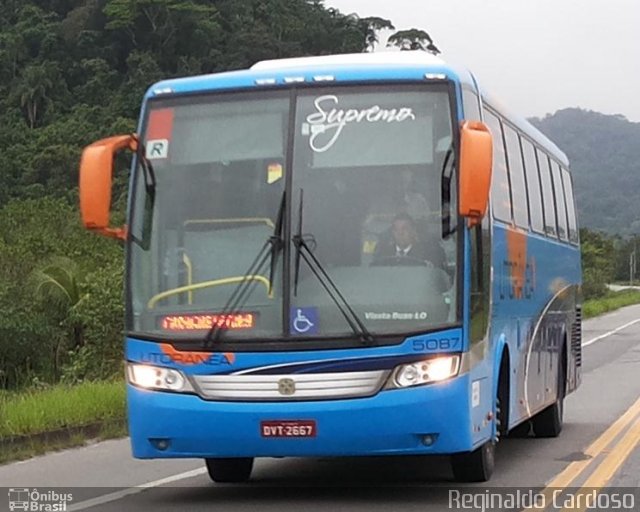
[125, 80, 464, 350]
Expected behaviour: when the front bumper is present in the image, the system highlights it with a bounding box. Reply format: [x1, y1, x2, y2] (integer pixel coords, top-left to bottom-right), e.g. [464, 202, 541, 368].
[127, 374, 473, 459]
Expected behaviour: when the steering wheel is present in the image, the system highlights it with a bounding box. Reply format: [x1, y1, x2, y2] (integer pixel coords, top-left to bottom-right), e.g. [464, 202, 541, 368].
[371, 256, 431, 267]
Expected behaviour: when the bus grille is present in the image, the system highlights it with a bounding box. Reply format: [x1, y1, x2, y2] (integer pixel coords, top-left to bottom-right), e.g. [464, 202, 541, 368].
[571, 307, 582, 367]
[191, 370, 388, 401]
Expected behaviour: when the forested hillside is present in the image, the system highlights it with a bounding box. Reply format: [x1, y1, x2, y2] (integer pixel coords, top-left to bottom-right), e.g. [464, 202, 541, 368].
[0, 0, 392, 389]
[531, 109, 640, 235]
[0, 0, 389, 204]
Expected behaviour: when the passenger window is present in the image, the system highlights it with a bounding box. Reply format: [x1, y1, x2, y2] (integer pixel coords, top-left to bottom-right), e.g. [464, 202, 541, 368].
[470, 219, 490, 344]
[561, 168, 579, 243]
[463, 89, 481, 119]
[484, 110, 511, 223]
[521, 139, 544, 233]
[537, 150, 557, 237]
[503, 124, 529, 228]
[551, 161, 569, 241]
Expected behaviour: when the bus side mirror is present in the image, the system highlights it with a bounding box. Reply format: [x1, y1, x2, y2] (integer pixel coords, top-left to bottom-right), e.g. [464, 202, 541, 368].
[79, 134, 138, 240]
[459, 121, 492, 226]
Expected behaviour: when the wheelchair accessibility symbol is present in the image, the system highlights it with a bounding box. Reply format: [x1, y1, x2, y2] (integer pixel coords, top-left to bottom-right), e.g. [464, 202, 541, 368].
[290, 307, 318, 335]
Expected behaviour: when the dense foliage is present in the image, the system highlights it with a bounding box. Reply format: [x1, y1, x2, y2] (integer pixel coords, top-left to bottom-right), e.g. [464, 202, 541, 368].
[0, 0, 399, 389]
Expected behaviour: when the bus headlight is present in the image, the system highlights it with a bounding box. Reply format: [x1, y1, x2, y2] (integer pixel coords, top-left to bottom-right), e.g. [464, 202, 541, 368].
[386, 355, 460, 389]
[127, 363, 194, 393]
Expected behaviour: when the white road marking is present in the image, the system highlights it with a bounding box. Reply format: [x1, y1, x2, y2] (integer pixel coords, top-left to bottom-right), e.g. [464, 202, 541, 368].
[67, 467, 207, 511]
[582, 318, 640, 347]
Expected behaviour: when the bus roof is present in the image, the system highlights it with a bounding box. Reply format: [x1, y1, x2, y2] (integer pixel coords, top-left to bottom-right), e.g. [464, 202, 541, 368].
[147, 51, 568, 166]
[251, 51, 447, 71]
[148, 51, 475, 95]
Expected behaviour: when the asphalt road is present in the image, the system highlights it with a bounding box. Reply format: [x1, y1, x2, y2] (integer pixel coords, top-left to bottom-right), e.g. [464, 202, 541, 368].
[2, 304, 640, 512]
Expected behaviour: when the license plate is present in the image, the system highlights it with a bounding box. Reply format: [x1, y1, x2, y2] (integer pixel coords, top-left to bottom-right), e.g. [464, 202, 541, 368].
[260, 420, 317, 438]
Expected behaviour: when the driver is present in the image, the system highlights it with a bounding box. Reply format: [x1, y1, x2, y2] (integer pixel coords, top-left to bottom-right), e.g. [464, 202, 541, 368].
[372, 213, 445, 267]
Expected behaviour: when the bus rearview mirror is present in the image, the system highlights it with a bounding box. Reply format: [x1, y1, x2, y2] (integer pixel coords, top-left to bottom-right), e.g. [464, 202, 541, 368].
[459, 121, 493, 226]
[79, 134, 137, 240]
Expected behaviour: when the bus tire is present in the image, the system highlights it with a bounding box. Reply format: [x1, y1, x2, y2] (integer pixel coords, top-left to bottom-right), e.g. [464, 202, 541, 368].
[508, 420, 532, 438]
[205, 457, 254, 483]
[531, 348, 566, 438]
[450, 441, 495, 482]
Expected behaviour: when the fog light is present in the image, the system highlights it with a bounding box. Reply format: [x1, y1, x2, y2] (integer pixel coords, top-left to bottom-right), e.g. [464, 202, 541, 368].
[150, 438, 171, 451]
[421, 434, 438, 446]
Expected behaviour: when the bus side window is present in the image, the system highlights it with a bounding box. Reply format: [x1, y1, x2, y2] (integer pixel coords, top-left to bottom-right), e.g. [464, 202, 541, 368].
[561, 168, 579, 244]
[503, 124, 529, 229]
[470, 217, 491, 344]
[536, 150, 557, 238]
[521, 138, 545, 234]
[484, 110, 512, 223]
[550, 161, 569, 241]
[462, 88, 481, 119]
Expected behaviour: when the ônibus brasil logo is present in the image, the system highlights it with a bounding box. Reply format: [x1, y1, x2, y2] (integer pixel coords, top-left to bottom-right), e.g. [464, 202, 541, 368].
[7, 488, 73, 512]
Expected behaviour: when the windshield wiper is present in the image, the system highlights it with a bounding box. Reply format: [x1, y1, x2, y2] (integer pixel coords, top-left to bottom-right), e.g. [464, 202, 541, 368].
[440, 145, 456, 238]
[138, 140, 157, 198]
[292, 189, 374, 345]
[131, 138, 157, 250]
[203, 192, 286, 347]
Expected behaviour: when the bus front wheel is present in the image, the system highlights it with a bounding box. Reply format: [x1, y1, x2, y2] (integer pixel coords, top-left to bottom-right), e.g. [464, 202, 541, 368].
[205, 457, 254, 483]
[450, 441, 495, 482]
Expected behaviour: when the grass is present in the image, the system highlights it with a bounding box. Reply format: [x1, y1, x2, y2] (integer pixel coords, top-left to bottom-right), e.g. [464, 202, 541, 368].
[0, 420, 127, 465]
[0, 380, 126, 438]
[583, 289, 640, 319]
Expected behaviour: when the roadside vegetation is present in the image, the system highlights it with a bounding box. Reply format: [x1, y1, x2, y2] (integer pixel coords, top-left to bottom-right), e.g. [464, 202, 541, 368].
[0, 380, 125, 438]
[0, 380, 126, 463]
[583, 289, 640, 319]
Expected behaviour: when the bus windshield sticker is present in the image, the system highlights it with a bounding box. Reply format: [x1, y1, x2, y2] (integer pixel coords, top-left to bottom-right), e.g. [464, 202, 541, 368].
[146, 139, 169, 159]
[364, 311, 428, 321]
[267, 163, 283, 184]
[302, 95, 416, 153]
[146, 107, 174, 159]
[290, 307, 319, 335]
[147, 108, 174, 139]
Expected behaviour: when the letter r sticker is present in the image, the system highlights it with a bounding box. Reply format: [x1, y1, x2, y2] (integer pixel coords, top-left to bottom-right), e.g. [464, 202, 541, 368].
[146, 139, 169, 159]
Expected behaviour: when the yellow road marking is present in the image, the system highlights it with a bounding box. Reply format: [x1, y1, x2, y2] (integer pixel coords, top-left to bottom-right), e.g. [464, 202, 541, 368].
[547, 396, 640, 488]
[522, 396, 640, 511]
[560, 419, 640, 512]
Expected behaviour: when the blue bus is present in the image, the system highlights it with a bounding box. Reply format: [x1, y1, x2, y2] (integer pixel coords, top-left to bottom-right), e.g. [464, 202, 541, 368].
[79, 52, 582, 482]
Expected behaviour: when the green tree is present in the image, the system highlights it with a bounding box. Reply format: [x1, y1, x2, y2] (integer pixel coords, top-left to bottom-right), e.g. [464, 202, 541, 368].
[358, 16, 394, 52]
[0, 197, 123, 388]
[387, 28, 440, 54]
[580, 229, 615, 298]
[31, 257, 86, 379]
[15, 63, 56, 128]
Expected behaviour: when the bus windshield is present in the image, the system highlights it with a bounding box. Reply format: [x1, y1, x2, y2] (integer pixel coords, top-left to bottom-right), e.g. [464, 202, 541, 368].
[128, 85, 458, 343]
